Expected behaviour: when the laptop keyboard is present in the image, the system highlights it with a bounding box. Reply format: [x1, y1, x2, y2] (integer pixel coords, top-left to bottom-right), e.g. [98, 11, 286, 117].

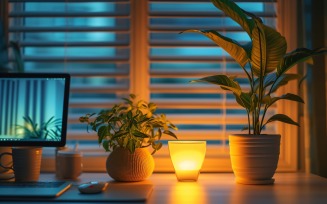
[0, 181, 66, 188]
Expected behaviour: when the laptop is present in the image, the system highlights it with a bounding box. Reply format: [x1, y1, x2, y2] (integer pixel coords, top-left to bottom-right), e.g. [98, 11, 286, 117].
[0, 73, 71, 198]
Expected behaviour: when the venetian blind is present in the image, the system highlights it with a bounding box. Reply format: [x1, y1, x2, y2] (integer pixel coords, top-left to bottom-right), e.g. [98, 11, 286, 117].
[6, 0, 294, 172]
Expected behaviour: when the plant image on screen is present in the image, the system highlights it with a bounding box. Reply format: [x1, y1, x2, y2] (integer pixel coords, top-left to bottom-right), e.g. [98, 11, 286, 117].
[15, 116, 62, 141]
[0, 78, 65, 141]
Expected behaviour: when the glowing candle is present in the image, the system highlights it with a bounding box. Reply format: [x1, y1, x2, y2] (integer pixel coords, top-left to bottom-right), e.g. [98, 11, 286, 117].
[168, 141, 206, 181]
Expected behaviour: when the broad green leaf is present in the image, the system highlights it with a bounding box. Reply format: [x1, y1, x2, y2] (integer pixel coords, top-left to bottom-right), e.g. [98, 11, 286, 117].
[157, 128, 162, 140]
[169, 123, 178, 131]
[97, 125, 109, 144]
[251, 19, 267, 77]
[127, 111, 133, 120]
[133, 130, 149, 138]
[163, 130, 178, 139]
[251, 21, 287, 76]
[234, 92, 251, 110]
[112, 130, 128, 140]
[270, 74, 302, 92]
[210, 0, 254, 36]
[191, 75, 251, 109]
[129, 93, 136, 99]
[151, 142, 163, 155]
[268, 93, 304, 108]
[181, 29, 249, 68]
[102, 140, 109, 152]
[277, 47, 327, 76]
[264, 114, 299, 127]
[191, 75, 242, 95]
[123, 137, 129, 148]
[122, 97, 133, 105]
[127, 140, 136, 154]
[263, 73, 276, 88]
[148, 102, 157, 112]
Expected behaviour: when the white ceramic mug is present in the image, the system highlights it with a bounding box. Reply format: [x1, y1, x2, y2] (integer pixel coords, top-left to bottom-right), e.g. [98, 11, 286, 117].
[56, 150, 83, 180]
[0, 147, 42, 182]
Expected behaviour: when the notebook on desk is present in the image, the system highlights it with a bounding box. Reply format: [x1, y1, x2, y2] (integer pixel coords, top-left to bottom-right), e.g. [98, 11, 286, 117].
[0, 181, 72, 198]
[0, 182, 153, 201]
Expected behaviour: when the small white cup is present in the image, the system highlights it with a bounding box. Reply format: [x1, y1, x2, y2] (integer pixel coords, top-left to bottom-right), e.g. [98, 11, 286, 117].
[56, 150, 83, 180]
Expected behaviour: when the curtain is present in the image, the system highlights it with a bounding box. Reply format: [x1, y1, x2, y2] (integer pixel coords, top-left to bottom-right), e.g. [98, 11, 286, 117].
[302, 0, 327, 178]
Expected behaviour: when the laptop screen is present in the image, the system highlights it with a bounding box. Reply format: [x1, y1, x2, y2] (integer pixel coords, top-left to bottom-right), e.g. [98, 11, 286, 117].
[0, 73, 70, 147]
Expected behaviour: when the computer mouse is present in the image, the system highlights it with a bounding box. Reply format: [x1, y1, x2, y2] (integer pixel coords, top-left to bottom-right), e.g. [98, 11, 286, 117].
[78, 181, 108, 194]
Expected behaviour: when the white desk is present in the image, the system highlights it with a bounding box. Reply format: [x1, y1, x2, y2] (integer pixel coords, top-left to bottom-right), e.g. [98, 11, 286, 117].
[2, 173, 327, 203]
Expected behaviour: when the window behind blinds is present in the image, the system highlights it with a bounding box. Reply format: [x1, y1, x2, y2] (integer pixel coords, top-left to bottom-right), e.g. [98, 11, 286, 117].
[148, 0, 279, 171]
[7, 0, 297, 172]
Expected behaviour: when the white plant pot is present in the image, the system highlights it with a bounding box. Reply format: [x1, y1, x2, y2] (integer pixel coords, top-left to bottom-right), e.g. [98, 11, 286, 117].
[229, 134, 281, 185]
[106, 147, 155, 182]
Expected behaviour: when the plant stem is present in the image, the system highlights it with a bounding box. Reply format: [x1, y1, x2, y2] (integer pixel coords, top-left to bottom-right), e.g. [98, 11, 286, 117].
[246, 109, 251, 134]
[242, 64, 253, 135]
[256, 24, 265, 135]
[260, 104, 269, 132]
[241, 65, 253, 91]
[249, 63, 255, 135]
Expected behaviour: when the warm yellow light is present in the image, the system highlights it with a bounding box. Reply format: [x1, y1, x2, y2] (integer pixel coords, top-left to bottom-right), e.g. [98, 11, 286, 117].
[169, 182, 207, 204]
[168, 141, 206, 181]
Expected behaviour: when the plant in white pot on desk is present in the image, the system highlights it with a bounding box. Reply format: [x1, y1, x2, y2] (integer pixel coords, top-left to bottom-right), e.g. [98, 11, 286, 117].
[80, 94, 178, 182]
[181, 0, 327, 184]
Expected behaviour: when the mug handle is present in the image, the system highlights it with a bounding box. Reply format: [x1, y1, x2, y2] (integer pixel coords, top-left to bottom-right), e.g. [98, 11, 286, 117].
[0, 152, 13, 170]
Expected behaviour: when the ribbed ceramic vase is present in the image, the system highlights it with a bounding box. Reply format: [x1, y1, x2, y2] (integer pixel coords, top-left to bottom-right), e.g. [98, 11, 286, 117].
[229, 134, 281, 185]
[106, 147, 155, 182]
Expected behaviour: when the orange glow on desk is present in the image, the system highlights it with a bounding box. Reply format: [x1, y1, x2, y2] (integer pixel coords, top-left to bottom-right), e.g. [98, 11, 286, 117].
[169, 182, 207, 204]
[168, 141, 206, 181]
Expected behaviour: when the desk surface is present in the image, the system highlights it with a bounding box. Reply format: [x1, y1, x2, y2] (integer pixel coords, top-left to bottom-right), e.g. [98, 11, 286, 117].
[2, 173, 327, 204]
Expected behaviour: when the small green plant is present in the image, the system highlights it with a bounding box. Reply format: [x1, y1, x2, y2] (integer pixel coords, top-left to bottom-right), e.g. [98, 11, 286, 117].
[15, 116, 62, 140]
[79, 94, 178, 154]
[181, 0, 327, 135]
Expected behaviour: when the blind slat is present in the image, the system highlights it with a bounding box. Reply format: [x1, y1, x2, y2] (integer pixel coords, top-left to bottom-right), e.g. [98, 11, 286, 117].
[149, 11, 276, 18]
[17, 56, 129, 62]
[150, 27, 245, 32]
[18, 42, 129, 47]
[9, 0, 129, 2]
[10, 12, 129, 18]
[9, 27, 129, 32]
[149, 0, 276, 2]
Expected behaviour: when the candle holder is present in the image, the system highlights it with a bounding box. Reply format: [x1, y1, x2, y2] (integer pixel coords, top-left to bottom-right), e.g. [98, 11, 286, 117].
[168, 141, 206, 181]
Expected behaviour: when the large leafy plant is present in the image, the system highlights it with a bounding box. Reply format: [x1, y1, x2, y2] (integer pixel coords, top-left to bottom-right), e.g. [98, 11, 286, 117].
[79, 94, 178, 154]
[182, 0, 327, 135]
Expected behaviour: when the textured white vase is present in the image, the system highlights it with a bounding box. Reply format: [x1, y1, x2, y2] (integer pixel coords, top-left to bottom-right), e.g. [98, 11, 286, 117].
[229, 134, 280, 185]
[106, 147, 155, 182]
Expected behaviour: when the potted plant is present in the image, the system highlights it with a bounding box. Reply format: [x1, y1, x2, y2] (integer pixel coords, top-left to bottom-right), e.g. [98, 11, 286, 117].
[181, 0, 327, 184]
[80, 94, 178, 182]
